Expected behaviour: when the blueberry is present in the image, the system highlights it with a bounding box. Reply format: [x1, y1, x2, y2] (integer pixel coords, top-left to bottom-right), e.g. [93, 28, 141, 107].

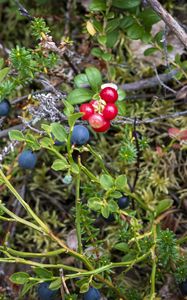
[71, 125, 90, 146]
[117, 196, 130, 209]
[0, 99, 11, 116]
[38, 282, 59, 300]
[180, 279, 187, 296]
[104, 213, 115, 222]
[18, 150, 37, 170]
[83, 287, 101, 300]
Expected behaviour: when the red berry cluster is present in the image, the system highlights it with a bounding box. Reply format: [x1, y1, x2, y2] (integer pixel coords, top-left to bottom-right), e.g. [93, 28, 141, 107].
[79, 86, 119, 132]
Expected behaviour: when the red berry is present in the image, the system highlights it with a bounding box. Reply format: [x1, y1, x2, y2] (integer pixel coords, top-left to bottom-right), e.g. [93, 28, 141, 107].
[80, 103, 94, 120]
[100, 87, 118, 103]
[103, 103, 118, 120]
[88, 113, 105, 129]
[90, 100, 98, 110]
[93, 120, 110, 132]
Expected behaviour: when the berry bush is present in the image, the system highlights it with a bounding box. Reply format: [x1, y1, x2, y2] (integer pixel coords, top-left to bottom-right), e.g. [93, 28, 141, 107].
[0, 1, 187, 299]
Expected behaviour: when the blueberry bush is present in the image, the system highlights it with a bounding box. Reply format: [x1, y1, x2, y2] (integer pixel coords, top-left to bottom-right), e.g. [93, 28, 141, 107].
[0, 0, 187, 299]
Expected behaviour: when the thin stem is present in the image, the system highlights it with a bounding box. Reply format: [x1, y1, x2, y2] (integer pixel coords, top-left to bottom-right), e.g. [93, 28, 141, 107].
[86, 145, 110, 175]
[75, 158, 83, 254]
[65, 251, 150, 279]
[150, 224, 157, 300]
[0, 170, 49, 233]
[0, 202, 44, 233]
[3, 247, 66, 258]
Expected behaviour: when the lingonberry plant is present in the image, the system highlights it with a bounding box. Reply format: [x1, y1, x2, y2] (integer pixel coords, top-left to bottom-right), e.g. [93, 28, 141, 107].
[0, 1, 187, 300]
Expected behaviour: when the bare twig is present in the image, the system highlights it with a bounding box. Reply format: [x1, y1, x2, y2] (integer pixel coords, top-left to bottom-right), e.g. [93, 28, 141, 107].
[153, 66, 176, 94]
[14, 0, 34, 21]
[147, 0, 187, 47]
[115, 110, 187, 125]
[121, 69, 178, 91]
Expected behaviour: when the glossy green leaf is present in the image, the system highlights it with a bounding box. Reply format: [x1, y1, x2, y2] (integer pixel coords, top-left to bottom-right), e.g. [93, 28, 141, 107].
[74, 74, 90, 88]
[0, 67, 10, 82]
[100, 174, 114, 190]
[127, 23, 144, 40]
[89, 0, 106, 11]
[10, 272, 29, 285]
[49, 278, 62, 290]
[67, 88, 94, 105]
[51, 158, 69, 171]
[144, 47, 158, 56]
[68, 112, 83, 127]
[9, 130, 25, 141]
[51, 123, 67, 142]
[33, 267, 53, 278]
[85, 67, 102, 92]
[156, 199, 173, 216]
[112, 0, 140, 9]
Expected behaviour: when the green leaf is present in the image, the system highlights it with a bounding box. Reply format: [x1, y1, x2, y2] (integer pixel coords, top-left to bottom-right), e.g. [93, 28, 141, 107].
[21, 281, 38, 297]
[51, 123, 67, 142]
[91, 47, 103, 58]
[110, 191, 123, 198]
[40, 137, 53, 148]
[100, 174, 114, 190]
[70, 162, 79, 174]
[89, 0, 106, 11]
[63, 100, 74, 116]
[101, 205, 110, 218]
[144, 47, 158, 56]
[127, 23, 144, 40]
[49, 278, 62, 290]
[51, 158, 69, 171]
[80, 282, 89, 293]
[25, 134, 40, 151]
[68, 112, 83, 128]
[117, 89, 126, 101]
[10, 272, 29, 285]
[120, 16, 135, 29]
[41, 124, 51, 134]
[116, 101, 126, 115]
[88, 197, 102, 211]
[112, 0, 140, 9]
[156, 199, 173, 216]
[140, 8, 160, 27]
[85, 67, 102, 92]
[101, 52, 112, 61]
[33, 267, 53, 279]
[74, 74, 90, 88]
[114, 242, 129, 252]
[9, 130, 25, 141]
[106, 18, 120, 33]
[108, 200, 119, 212]
[0, 67, 10, 82]
[97, 35, 107, 45]
[106, 30, 119, 48]
[115, 175, 127, 191]
[67, 88, 94, 105]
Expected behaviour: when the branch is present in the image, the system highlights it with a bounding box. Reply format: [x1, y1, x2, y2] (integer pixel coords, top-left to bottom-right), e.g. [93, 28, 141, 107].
[147, 0, 187, 48]
[115, 110, 187, 125]
[121, 69, 178, 91]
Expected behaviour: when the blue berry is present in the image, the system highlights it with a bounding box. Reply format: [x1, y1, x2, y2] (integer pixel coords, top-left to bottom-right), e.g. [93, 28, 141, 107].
[18, 150, 37, 170]
[71, 125, 90, 146]
[38, 282, 59, 300]
[180, 279, 187, 296]
[104, 213, 115, 222]
[83, 287, 101, 300]
[117, 196, 130, 209]
[0, 99, 11, 116]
